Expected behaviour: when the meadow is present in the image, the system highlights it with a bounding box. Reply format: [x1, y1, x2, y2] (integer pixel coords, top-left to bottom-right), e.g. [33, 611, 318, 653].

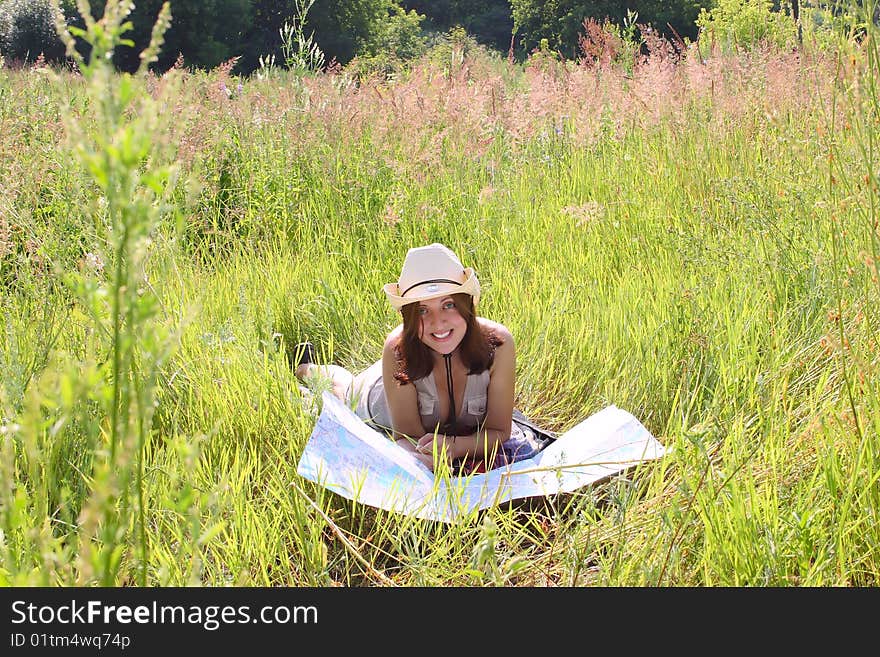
[0, 6, 878, 586]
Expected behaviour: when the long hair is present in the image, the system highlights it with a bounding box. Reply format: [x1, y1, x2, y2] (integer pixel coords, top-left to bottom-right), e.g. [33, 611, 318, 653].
[393, 293, 503, 384]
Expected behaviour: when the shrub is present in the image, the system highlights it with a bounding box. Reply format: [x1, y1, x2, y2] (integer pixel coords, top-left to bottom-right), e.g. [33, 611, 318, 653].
[424, 25, 495, 74]
[0, 0, 68, 64]
[577, 11, 643, 71]
[344, 5, 427, 79]
[696, 0, 797, 55]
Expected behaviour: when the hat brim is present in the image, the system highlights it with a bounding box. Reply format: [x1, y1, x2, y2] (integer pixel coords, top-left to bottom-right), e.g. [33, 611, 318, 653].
[384, 267, 480, 310]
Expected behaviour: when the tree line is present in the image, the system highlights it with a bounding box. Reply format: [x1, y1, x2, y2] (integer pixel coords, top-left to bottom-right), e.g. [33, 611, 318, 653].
[1, 0, 715, 72]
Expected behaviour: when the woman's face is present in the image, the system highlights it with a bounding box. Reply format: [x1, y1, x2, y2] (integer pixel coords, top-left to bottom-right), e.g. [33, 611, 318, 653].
[416, 296, 467, 355]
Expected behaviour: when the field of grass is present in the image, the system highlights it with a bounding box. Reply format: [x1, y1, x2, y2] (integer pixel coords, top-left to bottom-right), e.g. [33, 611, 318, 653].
[1, 6, 878, 586]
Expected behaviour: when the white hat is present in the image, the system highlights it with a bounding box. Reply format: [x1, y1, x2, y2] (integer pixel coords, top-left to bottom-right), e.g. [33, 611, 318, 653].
[383, 243, 481, 310]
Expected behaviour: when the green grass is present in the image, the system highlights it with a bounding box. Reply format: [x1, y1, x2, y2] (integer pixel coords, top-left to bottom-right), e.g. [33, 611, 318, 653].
[0, 3, 878, 586]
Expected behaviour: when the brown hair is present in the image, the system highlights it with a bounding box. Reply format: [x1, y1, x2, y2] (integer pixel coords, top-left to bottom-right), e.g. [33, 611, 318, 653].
[392, 293, 503, 384]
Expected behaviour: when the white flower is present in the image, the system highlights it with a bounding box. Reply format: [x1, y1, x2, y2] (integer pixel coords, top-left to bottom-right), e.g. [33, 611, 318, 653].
[84, 252, 105, 273]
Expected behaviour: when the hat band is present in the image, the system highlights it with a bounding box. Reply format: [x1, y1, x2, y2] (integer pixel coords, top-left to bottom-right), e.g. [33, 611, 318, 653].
[401, 278, 462, 298]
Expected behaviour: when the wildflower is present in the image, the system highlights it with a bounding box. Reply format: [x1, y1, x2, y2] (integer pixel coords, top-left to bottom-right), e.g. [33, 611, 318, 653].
[83, 252, 105, 274]
[562, 201, 604, 226]
[382, 203, 401, 227]
[555, 117, 567, 136]
[0, 421, 21, 435]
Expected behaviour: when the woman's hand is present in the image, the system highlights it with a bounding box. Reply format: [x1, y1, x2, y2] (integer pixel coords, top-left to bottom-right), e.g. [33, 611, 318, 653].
[398, 434, 460, 472]
[416, 433, 456, 467]
[396, 437, 438, 471]
[412, 451, 435, 470]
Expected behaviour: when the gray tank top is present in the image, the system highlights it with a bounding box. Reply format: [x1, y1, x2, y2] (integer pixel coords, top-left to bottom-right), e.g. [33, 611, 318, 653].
[351, 359, 490, 436]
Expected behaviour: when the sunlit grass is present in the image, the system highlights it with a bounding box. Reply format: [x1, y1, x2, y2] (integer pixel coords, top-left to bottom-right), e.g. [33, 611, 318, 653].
[0, 1, 878, 586]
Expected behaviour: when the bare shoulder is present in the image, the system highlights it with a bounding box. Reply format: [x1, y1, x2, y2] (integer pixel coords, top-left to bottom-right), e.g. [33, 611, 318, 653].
[477, 317, 514, 347]
[382, 324, 404, 355]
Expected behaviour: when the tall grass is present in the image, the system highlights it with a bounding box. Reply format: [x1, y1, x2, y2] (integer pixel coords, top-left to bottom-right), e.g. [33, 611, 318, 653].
[0, 1, 877, 585]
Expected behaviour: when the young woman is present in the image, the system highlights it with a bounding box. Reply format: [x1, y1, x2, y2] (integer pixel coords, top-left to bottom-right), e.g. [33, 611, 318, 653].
[295, 243, 545, 472]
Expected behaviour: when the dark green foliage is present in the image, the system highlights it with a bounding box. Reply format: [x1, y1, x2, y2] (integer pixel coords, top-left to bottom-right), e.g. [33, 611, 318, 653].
[4, 0, 709, 73]
[236, 0, 296, 72]
[509, 0, 702, 58]
[238, 1, 409, 74]
[0, 0, 69, 63]
[305, 0, 394, 65]
[3, 1, 430, 73]
[237, 0, 409, 72]
[82, 0, 254, 71]
[401, 0, 515, 52]
[161, 0, 253, 70]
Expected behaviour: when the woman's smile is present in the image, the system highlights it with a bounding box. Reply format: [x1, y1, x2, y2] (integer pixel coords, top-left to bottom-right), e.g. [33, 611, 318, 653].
[417, 296, 467, 354]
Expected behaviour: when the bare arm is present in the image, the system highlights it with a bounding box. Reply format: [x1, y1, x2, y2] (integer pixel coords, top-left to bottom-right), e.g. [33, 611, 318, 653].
[381, 327, 433, 466]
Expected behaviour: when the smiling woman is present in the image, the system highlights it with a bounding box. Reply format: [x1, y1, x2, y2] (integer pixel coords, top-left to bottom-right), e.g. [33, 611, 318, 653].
[295, 243, 549, 473]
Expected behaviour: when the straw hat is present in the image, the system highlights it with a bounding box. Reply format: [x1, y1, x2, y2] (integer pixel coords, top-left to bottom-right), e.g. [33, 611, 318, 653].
[383, 243, 481, 310]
